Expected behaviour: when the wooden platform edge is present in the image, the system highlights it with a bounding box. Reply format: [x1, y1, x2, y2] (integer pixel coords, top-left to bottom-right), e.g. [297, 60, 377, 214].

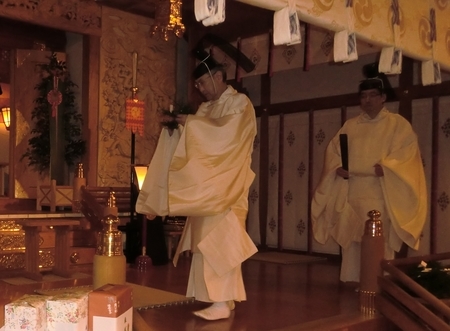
[270, 312, 395, 331]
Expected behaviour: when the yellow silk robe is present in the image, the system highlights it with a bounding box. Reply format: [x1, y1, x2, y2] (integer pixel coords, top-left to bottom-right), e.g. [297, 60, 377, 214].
[136, 86, 258, 301]
[311, 108, 427, 281]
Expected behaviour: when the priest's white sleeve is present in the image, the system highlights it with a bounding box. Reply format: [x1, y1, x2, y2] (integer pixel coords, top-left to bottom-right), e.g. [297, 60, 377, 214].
[135, 128, 181, 216]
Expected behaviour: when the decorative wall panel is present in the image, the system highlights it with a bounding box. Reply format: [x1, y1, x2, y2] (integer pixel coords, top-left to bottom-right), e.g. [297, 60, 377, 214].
[97, 7, 176, 186]
[266, 115, 280, 248]
[282, 112, 309, 250]
[272, 43, 304, 73]
[411, 98, 432, 256]
[240, 34, 270, 78]
[0, 219, 50, 270]
[435, 96, 450, 253]
[211, 42, 238, 82]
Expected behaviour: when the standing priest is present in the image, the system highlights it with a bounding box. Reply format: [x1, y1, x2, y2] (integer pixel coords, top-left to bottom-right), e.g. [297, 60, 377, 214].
[311, 77, 427, 284]
[136, 55, 257, 321]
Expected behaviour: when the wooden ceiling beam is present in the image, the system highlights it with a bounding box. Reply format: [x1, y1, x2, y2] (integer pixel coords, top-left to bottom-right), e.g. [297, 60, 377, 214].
[182, 0, 273, 43]
[94, 0, 156, 18]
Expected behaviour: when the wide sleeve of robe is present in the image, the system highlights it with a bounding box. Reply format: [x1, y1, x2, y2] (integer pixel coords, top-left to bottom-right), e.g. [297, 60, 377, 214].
[311, 131, 361, 249]
[379, 115, 427, 250]
[136, 89, 257, 218]
[135, 129, 180, 216]
[167, 97, 256, 216]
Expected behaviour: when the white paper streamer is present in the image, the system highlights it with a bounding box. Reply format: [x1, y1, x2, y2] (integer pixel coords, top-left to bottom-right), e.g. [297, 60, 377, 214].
[273, 0, 301, 46]
[202, 0, 225, 26]
[379, 47, 402, 75]
[333, 30, 358, 63]
[422, 60, 441, 86]
[195, 0, 226, 26]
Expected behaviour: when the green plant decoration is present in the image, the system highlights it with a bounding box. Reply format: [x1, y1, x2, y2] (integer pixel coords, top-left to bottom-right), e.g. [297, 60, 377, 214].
[406, 260, 450, 299]
[21, 53, 86, 177]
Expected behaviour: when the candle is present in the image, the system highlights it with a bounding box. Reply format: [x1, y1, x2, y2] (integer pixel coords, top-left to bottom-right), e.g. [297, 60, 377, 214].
[132, 52, 138, 87]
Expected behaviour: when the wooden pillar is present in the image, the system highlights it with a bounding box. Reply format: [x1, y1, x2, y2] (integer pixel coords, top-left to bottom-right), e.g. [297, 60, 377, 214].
[396, 56, 414, 259]
[19, 219, 80, 280]
[277, 113, 284, 250]
[259, 109, 269, 249]
[430, 96, 439, 254]
[258, 71, 271, 249]
[53, 225, 74, 278]
[398, 56, 414, 122]
[22, 225, 43, 281]
[82, 34, 100, 186]
[307, 108, 314, 253]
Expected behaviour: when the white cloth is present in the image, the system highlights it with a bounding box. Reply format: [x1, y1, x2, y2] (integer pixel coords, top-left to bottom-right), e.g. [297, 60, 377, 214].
[202, 0, 225, 26]
[422, 60, 442, 86]
[379, 46, 402, 75]
[333, 30, 358, 63]
[195, 0, 225, 27]
[273, 5, 301, 46]
[194, 0, 213, 21]
[311, 108, 427, 282]
[136, 86, 258, 301]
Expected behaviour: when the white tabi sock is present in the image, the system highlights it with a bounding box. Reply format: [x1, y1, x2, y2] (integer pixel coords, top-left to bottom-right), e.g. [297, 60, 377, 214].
[193, 302, 231, 321]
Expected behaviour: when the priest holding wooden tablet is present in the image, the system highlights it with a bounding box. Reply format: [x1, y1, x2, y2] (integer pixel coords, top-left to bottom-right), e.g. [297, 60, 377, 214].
[311, 76, 427, 284]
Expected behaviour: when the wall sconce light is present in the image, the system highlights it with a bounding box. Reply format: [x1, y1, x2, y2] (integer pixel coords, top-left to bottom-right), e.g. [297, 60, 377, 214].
[1, 107, 10, 130]
[150, 0, 185, 41]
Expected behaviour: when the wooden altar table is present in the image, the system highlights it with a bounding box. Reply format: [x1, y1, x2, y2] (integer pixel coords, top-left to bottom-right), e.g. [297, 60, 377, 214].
[15, 218, 81, 281]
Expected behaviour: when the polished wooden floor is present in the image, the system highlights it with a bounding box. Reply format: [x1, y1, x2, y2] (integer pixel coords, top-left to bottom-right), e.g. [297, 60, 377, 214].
[0, 254, 397, 331]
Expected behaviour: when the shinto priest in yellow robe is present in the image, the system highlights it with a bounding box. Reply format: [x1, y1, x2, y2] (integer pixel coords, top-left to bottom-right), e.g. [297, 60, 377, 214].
[311, 108, 427, 282]
[136, 86, 258, 302]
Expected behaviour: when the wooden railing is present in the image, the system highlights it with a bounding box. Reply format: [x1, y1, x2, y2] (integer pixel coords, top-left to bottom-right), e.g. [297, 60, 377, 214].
[36, 179, 73, 212]
[376, 252, 450, 331]
[80, 186, 133, 230]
